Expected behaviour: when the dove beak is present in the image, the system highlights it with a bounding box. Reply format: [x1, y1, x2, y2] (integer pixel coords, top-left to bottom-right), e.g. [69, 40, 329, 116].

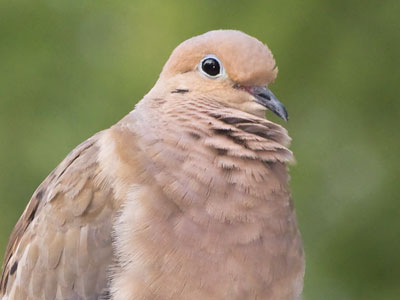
[247, 86, 289, 122]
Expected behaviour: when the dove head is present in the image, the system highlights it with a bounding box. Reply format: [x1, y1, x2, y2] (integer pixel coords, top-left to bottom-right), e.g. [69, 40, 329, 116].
[156, 30, 288, 120]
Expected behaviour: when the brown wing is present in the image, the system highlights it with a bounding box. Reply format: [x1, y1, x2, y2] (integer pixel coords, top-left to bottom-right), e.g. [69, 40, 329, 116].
[0, 132, 119, 300]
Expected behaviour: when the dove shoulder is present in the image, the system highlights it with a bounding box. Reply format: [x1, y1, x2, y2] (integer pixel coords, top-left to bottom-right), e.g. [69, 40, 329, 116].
[0, 117, 140, 300]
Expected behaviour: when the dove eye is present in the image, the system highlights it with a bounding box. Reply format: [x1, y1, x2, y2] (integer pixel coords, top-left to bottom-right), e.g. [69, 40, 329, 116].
[199, 55, 225, 78]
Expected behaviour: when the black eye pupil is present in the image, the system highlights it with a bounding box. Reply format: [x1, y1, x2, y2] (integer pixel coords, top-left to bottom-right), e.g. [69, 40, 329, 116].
[202, 58, 220, 76]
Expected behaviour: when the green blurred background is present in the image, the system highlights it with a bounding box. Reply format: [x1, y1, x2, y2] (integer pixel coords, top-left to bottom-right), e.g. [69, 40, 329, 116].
[0, 0, 399, 299]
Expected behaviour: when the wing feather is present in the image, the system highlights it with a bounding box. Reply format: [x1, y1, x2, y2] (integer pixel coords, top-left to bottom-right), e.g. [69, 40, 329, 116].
[1, 132, 119, 300]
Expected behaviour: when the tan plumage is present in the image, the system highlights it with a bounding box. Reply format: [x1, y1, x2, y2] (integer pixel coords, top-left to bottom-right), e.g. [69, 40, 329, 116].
[1, 30, 304, 300]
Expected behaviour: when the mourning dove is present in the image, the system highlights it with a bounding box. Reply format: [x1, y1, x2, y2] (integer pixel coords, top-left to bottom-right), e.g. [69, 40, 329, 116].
[0, 30, 304, 300]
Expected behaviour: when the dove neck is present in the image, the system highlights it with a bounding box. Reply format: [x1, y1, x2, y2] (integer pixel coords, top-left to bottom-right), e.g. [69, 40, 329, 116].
[132, 96, 294, 225]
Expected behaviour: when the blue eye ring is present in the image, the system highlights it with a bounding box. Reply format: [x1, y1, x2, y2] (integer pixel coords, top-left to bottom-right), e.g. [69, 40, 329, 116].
[198, 54, 225, 79]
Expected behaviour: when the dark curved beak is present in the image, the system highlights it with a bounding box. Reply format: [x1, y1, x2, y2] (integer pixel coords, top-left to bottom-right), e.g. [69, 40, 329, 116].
[250, 86, 288, 121]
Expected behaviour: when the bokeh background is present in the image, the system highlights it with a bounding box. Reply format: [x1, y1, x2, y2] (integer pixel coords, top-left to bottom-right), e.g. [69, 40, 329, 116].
[1, 0, 399, 299]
